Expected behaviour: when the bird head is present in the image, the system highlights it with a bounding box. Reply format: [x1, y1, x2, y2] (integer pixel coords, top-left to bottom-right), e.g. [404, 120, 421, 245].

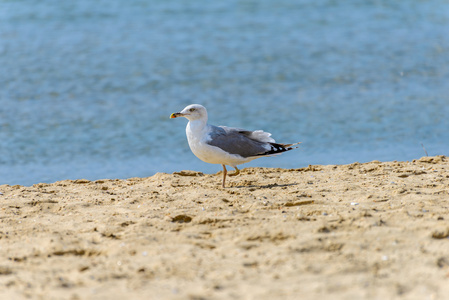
[170, 104, 208, 121]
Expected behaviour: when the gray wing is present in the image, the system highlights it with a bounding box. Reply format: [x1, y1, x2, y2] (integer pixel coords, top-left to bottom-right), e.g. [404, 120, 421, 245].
[206, 125, 272, 158]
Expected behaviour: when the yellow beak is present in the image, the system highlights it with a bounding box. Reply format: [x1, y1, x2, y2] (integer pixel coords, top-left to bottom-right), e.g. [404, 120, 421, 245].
[170, 113, 182, 119]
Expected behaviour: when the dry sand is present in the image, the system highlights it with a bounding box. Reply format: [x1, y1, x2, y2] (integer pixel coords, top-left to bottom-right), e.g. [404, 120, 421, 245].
[1, 156, 449, 300]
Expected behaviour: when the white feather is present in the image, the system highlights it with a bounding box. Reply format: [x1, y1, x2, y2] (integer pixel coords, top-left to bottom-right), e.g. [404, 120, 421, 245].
[250, 130, 275, 143]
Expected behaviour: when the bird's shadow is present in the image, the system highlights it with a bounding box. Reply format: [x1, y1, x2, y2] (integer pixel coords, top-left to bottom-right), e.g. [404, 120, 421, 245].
[232, 183, 298, 189]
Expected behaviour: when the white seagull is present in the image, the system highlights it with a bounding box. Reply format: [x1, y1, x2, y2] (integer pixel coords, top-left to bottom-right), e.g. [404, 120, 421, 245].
[170, 104, 301, 188]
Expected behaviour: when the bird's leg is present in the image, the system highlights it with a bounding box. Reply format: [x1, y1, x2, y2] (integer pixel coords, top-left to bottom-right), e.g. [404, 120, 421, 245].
[221, 164, 227, 188]
[228, 166, 240, 177]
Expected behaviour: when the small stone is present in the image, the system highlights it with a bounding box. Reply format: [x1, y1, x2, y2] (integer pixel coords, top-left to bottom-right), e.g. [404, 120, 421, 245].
[431, 228, 449, 239]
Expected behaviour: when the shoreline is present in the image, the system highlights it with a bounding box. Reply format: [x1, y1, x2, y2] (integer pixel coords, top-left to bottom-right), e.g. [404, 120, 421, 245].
[1, 156, 448, 299]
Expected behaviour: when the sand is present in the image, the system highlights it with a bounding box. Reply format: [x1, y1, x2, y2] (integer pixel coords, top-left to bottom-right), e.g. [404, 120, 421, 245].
[1, 156, 449, 300]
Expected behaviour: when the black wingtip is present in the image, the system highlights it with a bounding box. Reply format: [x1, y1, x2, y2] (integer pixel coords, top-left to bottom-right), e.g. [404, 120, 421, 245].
[257, 142, 301, 156]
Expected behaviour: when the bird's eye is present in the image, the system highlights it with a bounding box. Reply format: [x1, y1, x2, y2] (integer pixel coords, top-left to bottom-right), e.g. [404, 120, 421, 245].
[189, 108, 195, 112]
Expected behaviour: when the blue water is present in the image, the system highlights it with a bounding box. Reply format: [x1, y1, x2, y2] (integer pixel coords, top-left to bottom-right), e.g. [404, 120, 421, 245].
[1, 0, 448, 186]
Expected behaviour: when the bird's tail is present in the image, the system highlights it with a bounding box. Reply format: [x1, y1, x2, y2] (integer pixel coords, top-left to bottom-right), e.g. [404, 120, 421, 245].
[280, 142, 302, 150]
[257, 142, 301, 157]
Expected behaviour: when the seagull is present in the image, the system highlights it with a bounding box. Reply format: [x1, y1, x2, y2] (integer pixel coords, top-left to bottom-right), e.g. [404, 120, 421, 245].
[170, 104, 301, 188]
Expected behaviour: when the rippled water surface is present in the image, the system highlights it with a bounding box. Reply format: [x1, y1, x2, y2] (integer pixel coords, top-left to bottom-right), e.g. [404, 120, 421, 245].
[1, 0, 448, 185]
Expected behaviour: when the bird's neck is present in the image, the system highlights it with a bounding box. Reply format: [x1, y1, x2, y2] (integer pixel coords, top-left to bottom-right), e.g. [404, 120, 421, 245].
[187, 118, 207, 133]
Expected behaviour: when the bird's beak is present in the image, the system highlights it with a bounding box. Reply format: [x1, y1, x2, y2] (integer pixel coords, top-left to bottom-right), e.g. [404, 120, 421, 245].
[170, 112, 183, 119]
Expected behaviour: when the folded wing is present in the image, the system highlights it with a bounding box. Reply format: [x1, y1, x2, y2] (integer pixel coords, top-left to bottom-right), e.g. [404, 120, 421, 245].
[206, 125, 300, 158]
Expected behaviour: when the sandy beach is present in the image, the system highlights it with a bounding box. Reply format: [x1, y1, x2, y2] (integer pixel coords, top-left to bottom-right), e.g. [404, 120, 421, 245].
[1, 156, 448, 300]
